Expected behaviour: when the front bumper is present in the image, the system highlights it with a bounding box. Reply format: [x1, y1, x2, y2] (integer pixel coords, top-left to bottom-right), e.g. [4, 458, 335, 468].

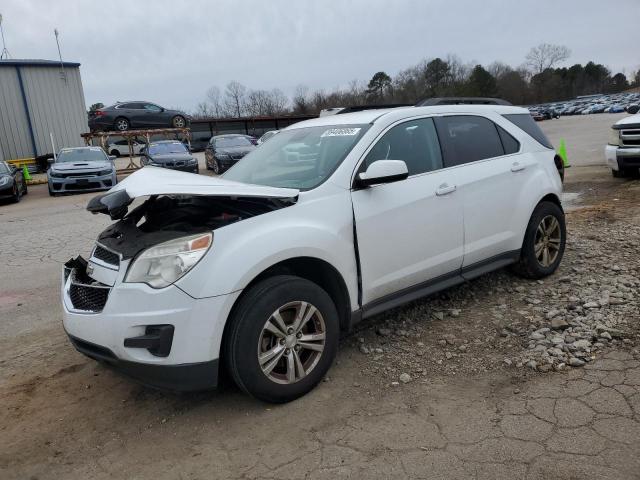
[0, 181, 15, 198]
[149, 162, 199, 173]
[49, 172, 116, 193]
[605, 145, 640, 171]
[62, 258, 240, 391]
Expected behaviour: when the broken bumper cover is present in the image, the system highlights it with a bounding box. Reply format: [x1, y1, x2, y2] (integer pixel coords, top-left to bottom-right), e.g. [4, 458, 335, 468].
[62, 258, 240, 391]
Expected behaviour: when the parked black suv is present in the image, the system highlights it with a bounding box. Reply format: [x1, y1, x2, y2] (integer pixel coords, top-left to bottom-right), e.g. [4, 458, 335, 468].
[89, 102, 190, 132]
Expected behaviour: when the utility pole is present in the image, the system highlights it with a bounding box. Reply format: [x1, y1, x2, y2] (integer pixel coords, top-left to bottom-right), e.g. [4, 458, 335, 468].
[0, 14, 11, 59]
[54, 28, 66, 83]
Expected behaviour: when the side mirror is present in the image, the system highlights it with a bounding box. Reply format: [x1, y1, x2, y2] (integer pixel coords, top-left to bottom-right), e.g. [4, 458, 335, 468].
[356, 160, 409, 188]
[109, 155, 117, 161]
[47, 157, 56, 165]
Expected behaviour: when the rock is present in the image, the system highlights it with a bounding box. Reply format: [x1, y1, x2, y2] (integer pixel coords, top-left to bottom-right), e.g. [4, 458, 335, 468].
[359, 344, 370, 354]
[449, 309, 461, 317]
[599, 331, 612, 341]
[546, 309, 562, 319]
[583, 301, 600, 309]
[595, 325, 623, 338]
[399, 373, 412, 383]
[432, 311, 445, 321]
[445, 352, 453, 360]
[390, 381, 400, 387]
[503, 358, 513, 366]
[376, 327, 392, 337]
[530, 332, 545, 341]
[551, 317, 569, 330]
[569, 357, 585, 367]
[572, 339, 592, 350]
[526, 360, 538, 370]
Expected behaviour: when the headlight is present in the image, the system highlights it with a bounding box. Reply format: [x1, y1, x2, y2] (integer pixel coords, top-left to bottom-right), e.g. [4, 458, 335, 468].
[0, 176, 10, 186]
[608, 129, 620, 146]
[188, 158, 197, 164]
[215, 153, 230, 160]
[125, 232, 212, 288]
[98, 169, 113, 176]
[49, 170, 63, 178]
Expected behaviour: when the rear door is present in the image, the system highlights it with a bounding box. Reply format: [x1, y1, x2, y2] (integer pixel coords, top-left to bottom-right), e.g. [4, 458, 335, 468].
[434, 115, 533, 270]
[126, 103, 147, 127]
[351, 117, 464, 305]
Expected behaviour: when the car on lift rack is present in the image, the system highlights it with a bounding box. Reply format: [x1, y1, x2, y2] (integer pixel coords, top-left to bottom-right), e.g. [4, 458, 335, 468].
[88, 101, 190, 132]
[62, 98, 566, 403]
[0, 161, 28, 203]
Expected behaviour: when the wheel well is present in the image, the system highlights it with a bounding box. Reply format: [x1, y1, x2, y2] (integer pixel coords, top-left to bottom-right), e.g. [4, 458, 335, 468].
[553, 154, 565, 182]
[539, 193, 563, 211]
[236, 257, 352, 333]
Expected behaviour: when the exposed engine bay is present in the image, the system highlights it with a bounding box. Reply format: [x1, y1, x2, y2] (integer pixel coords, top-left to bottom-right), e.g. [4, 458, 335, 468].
[93, 194, 295, 259]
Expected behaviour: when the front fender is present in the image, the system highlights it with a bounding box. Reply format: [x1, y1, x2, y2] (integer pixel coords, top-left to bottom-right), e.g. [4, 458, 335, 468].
[175, 190, 359, 310]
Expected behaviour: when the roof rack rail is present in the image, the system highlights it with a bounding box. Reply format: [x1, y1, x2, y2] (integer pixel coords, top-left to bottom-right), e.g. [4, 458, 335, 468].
[335, 104, 412, 114]
[415, 97, 512, 106]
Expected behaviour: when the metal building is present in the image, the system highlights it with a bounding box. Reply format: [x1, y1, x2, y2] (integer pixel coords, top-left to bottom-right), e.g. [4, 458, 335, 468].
[0, 59, 87, 161]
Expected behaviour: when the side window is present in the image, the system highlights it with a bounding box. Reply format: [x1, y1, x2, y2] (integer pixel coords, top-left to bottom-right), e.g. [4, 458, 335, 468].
[434, 115, 505, 167]
[363, 118, 443, 176]
[502, 113, 553, 149]
[496, 125, 520, 154]
[144, 104, 162, 113]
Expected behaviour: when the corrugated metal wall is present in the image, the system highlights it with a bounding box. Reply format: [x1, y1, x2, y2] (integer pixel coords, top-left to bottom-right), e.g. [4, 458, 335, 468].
[0, 68, 32, 160]
[0, 65, 87, 160]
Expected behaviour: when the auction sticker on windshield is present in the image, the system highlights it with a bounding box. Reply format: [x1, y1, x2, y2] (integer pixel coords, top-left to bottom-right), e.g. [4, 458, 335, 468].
[321, 127, 361, 137]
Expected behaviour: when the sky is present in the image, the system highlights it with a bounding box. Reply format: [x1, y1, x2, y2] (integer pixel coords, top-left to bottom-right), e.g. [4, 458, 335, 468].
[2, 0, 639, 111]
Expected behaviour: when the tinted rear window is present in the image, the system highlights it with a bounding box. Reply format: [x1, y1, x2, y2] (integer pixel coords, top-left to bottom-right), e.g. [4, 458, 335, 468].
[503, 114, 553, 149]
[434, 115, 504, 167]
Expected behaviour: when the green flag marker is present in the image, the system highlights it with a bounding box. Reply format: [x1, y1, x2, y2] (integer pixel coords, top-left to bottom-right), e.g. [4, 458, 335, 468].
[22, 164, 32, 181]
[557, 139, 569, 168]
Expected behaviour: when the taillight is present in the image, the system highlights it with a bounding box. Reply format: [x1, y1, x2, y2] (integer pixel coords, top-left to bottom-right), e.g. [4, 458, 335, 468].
[94, 110, 105, 117]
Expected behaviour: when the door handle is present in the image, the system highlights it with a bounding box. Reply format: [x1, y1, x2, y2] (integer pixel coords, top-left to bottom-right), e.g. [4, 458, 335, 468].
[511, 162, 526, 172]
[436, 184, 457, 196]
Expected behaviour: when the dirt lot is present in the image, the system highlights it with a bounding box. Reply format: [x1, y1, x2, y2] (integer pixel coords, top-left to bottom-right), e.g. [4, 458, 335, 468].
[1, 114, 639, 479]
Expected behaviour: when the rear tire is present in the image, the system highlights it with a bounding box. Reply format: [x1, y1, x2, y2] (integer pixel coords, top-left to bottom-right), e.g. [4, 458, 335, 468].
[212, 157, 221, 174]
[172, 115, 186, 128]
[513, 201, 566, 279]
[224, 275, 339, 403]
[114, 117, 129, 131]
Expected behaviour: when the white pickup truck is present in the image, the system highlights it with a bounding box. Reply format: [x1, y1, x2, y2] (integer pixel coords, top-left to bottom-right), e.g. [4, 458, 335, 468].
[606, 114, 640, 177]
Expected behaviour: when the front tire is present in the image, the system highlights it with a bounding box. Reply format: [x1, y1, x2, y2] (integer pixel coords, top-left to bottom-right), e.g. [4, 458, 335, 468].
[12, 183, 21, 203]
[224, 275, 339, 403]
[513, 201, 566, 279]
[212, 157, 221, 174]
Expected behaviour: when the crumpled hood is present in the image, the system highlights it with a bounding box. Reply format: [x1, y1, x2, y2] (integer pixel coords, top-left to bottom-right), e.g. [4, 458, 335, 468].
[52, 160, 112, 172]
[86, 166, 298, 218]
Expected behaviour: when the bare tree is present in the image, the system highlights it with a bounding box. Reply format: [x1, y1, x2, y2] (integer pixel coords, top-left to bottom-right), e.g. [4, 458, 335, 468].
[292, 85, 310, 114]
[525, 43, 571, 75]
[206, 86, 223, 117]
[224, 81, 247, 117]
[193, 101, 214, 119]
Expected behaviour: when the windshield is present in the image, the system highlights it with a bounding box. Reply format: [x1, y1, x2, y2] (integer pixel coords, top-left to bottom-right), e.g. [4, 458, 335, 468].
[216, 136, 253, 148]
[149, 142, 187, 155]
[57, 148, 107, 163]
[223, 124, 369, 190]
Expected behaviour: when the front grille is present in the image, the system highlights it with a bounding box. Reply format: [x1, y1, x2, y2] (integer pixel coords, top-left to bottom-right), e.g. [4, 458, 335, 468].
[65, 182, 101, 190]
[93, 244, 120, 267]
[60, 172, 99, 178]
[68, 269, 110, 312]
[621, 129, 640, 147]
[69, 336, 117, 362]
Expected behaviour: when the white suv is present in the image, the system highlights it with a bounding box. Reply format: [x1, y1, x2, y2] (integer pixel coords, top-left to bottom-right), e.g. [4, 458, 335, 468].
[606, 113, 640, 177]
[63, 103, 566, 403]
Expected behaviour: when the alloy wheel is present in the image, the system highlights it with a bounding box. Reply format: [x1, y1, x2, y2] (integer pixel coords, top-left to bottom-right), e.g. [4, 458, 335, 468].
[115, 119, 129, 131]
[173, 116, 186, 128]
[257, 301, 326, 385]
[534, 215, 561, 267]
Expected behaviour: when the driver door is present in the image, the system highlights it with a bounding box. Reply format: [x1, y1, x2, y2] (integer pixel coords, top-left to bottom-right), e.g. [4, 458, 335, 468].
[351, 117, 464, 305]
